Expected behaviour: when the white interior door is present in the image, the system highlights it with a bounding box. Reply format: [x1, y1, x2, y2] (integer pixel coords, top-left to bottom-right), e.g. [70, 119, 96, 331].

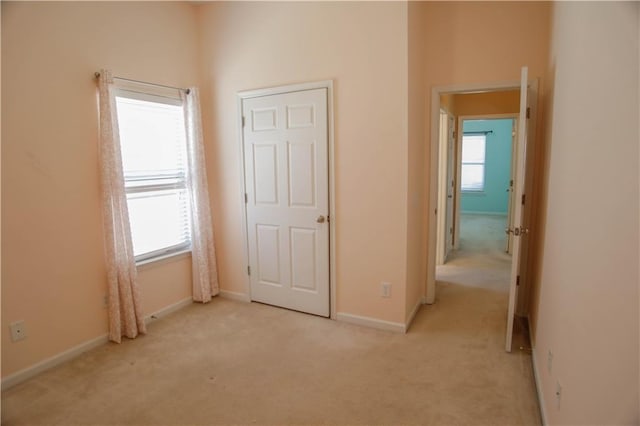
[505, 67, 530, 352]
[243, 88, 329, 317]
[445, 114, 456, 258]
[436, 111, 448, 265]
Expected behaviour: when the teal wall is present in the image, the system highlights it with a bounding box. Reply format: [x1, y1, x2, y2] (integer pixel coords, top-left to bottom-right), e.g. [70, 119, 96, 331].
[461, 119, 513, 214]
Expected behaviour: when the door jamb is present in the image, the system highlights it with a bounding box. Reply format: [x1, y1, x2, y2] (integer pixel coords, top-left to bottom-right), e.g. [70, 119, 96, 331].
[426, 80, 521, 304]
[236, 80, 336, 319]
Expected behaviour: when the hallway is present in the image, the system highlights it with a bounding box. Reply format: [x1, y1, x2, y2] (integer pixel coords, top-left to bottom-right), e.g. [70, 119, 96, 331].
[437, 214, 511, 293]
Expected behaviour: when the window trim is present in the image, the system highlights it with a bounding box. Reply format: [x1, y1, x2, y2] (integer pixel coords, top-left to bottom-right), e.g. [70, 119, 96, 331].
[113, 83, 192, 265]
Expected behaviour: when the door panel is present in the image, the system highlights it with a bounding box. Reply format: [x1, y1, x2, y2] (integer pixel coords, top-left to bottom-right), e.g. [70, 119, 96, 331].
[253, 143, 279, 204]
[256, 224, 281, 285]
[288, 141, 316, 207]
[290, 227, 317, 291]
[243, 88, 329, 317]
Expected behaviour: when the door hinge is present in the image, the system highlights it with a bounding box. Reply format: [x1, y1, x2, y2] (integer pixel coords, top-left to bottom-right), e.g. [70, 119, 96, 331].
[435, 208, 438, 215]
[244, 193, 248, 203]
[521, 194, 526, 205]
[516, 275, 520, 286]
[526, 107, 530, 119]
[510, 179, 514, 187]
[327, 215, 330, 223]
[247, 266, 251, 276]
[449, 227, 453, 235]
[242, 116, 246, 127]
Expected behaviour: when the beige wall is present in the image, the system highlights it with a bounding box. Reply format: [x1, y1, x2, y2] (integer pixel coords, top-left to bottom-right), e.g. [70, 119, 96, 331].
[531, 2, 639, 423]
[452, 90, 520, 117]
[197, 2, 409, 323]
[442, 91, 520, 117]
[1, 1, 199, 378]
[405, 1, 428, 322]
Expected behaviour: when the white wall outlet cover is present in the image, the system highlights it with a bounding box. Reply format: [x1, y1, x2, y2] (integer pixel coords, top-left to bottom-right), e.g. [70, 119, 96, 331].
[381, 282, 391, 298]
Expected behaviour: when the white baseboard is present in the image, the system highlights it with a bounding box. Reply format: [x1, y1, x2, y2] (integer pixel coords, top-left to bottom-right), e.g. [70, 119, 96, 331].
[531, 349, 548, 425]
[336, 312, 406, 333]
[145, 297, 193, 324]
[405, 298, 423, 332]
[1, 333, 109, 391]
[218, 290, 251, 302]
[460, 211, 508, 216]
[2, 297, 194, 391]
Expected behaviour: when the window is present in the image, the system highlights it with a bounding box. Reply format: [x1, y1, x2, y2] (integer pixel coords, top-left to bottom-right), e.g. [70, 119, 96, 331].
[461, 134, 486, 192]
[114, 89, 191, 262]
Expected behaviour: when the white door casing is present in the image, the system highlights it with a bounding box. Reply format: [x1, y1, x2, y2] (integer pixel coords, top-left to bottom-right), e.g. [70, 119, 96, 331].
[242, 88, 330, 317]
[505, 67, 530, 352]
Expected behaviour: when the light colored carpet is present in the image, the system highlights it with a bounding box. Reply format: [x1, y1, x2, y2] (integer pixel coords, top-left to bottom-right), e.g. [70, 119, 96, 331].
[2, 218, 541, 425]
[437, 214, 512, 292]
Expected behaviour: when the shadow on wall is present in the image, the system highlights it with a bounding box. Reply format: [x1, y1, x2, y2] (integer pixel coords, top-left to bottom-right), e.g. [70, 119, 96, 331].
[527, 60, 556, 346]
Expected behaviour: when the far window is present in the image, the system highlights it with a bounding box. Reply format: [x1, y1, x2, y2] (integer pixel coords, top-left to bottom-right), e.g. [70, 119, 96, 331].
[114, 90, 191, 262]
[461, 134, 486, 192]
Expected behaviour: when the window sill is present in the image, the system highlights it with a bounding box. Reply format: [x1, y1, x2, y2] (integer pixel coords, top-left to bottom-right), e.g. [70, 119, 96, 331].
[461, 190, 486, 196]
[136, 249, 191, 271]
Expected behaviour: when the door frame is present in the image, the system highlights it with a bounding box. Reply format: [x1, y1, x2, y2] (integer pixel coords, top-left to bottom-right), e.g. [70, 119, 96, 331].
[453, 113, 519, 251]
[236, 80, 336, 319]
[426, 79, 523, 305]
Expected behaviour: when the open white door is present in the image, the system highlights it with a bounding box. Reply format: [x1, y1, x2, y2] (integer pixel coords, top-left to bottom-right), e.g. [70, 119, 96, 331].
[444, 114, 455, 258]
[437, 112, 456, 265]
[505, 119, 517, 254]
[505, 67, 530, 352]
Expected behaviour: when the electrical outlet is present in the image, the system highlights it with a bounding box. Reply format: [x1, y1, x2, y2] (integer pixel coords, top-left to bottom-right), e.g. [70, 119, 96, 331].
[547, 350, 553, 374]
[555, 380, 562, 409]
[10, 321, 27, 342]
[381, 282, 391, 298]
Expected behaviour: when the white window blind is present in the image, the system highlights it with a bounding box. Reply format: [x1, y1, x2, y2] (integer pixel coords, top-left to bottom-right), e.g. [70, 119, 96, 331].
[461, 134, 486, 192]
[115, 92, 191, 261]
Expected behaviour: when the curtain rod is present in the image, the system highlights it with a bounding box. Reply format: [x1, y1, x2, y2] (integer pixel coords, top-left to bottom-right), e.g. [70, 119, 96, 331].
[463, 130, 493, 135]
[94, 72, 190, 94]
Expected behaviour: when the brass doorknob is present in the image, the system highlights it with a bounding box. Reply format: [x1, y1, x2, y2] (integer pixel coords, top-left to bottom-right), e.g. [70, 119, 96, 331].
[317, 215, 326, 223]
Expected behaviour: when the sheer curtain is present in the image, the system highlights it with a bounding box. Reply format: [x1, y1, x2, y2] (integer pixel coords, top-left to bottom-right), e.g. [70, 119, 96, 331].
[182, 88, 220, 302]
[98, 69, 146, 343]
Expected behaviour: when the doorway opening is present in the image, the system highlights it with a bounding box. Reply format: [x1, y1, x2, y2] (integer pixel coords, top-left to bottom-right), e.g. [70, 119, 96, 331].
[426, 68, 538, 352]
[437, 116, 517, 294]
